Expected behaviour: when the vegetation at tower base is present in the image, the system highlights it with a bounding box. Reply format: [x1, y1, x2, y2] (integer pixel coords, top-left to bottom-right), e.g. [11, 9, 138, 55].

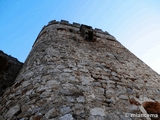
[0, 20, 160, 120]
[0, 50, 23, 96]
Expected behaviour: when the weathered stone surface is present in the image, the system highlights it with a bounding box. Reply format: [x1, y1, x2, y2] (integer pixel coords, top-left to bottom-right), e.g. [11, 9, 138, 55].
[59, 114, 74, 120]
[76, 96, 85, 103]
[119, 95, 129, 100]
[129, 105, 139, 112]
[119, 114, 132, 120]
[60, 106, 72, 115]
[4, 104, 20, 119]
[0, 20, 160, 120]
[89, 115, 106, 120]
[80, 76, 94, 85]
[106, 113, 120, 120]
[0, 116, 4, 120]
[32, 114, 43, 120]
[22, 81, 29, 88]
[90, 107, 105, 116]
[45, 108, 56, 119]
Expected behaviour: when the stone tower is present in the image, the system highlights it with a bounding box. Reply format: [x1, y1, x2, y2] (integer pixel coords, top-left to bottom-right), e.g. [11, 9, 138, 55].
[0, 20, 160, 120]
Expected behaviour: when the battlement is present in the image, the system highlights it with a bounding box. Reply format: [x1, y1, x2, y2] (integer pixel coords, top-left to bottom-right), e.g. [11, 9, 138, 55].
[33, 20, 116, 48]
[47, 19, 112, 36]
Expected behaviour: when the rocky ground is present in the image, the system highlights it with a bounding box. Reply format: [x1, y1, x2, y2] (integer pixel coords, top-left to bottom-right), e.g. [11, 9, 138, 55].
[0, 50, 23, 96]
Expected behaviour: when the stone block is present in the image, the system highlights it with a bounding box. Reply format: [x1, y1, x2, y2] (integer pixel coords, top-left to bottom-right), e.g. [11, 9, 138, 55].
[95, 28, 102, 32]
[48, 20, 57, 25]
[59, 114, 74, 120]
[76, 96, 85, 103]
[0, 116, 4, 120]
[119, 95, 128, 100]
[60, 107, 72, 114]
[73, 22, 80, 27]
[4, 104, 20, 119]
[105, 31, 110, 35]
[90, 107, 105, 116]
[61, 20, 69, 24]
[45, 108, 56, 119]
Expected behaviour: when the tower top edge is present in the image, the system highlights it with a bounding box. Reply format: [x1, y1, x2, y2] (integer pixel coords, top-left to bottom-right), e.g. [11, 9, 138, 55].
[32, 20, 117, 48]
[47, 19, 112, 36]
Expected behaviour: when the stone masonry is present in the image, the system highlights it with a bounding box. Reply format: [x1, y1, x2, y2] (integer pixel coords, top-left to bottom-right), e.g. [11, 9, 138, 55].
[0, 20, 160, 120]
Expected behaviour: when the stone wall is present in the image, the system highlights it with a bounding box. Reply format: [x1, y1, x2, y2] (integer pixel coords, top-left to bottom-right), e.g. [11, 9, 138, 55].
[0, 20, 160, 120]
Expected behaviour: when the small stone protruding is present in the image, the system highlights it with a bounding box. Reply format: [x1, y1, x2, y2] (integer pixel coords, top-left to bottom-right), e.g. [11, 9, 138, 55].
[72, 22, 80, 27]
[61, 20, 69, 24]
[104, 31, 110, 35]
[95, 28, 102, 32]
[48, 20, 57, 25]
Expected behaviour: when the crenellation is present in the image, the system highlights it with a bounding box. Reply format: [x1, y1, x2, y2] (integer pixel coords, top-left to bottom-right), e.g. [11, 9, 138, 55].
[48, 20, 58, 25]
[72, 22, 81, 27]
[46, 20, 114, 40]
[104, 31, 110, 35]
[61, 19, 69, 24]
[95, 28, 103, 32]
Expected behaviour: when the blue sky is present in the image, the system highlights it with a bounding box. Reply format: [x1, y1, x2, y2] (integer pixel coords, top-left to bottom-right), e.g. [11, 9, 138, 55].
[0, 0, 160, 74]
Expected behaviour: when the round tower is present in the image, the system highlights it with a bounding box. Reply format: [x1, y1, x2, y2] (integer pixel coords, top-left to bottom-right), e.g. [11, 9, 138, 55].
[0, 20, 160, 120]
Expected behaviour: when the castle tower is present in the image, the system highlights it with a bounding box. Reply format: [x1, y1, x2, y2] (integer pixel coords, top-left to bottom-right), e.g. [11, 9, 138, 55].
[0, 20, 160, 120]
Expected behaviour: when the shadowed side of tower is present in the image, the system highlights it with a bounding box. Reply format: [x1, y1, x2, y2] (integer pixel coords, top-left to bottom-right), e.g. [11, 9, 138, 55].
[0, 20, 160, 120]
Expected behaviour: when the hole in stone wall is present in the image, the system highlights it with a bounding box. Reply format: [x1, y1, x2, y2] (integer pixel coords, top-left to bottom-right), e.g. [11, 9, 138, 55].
[41, 49, 45, 52]
[144, 81, 147, 83]
[142, 101, 160, 117]
[57, 28, 66, 31]
[69, 29, 74, 33]
[88, 31, 93, 41]
[15, 108, 22, 116]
